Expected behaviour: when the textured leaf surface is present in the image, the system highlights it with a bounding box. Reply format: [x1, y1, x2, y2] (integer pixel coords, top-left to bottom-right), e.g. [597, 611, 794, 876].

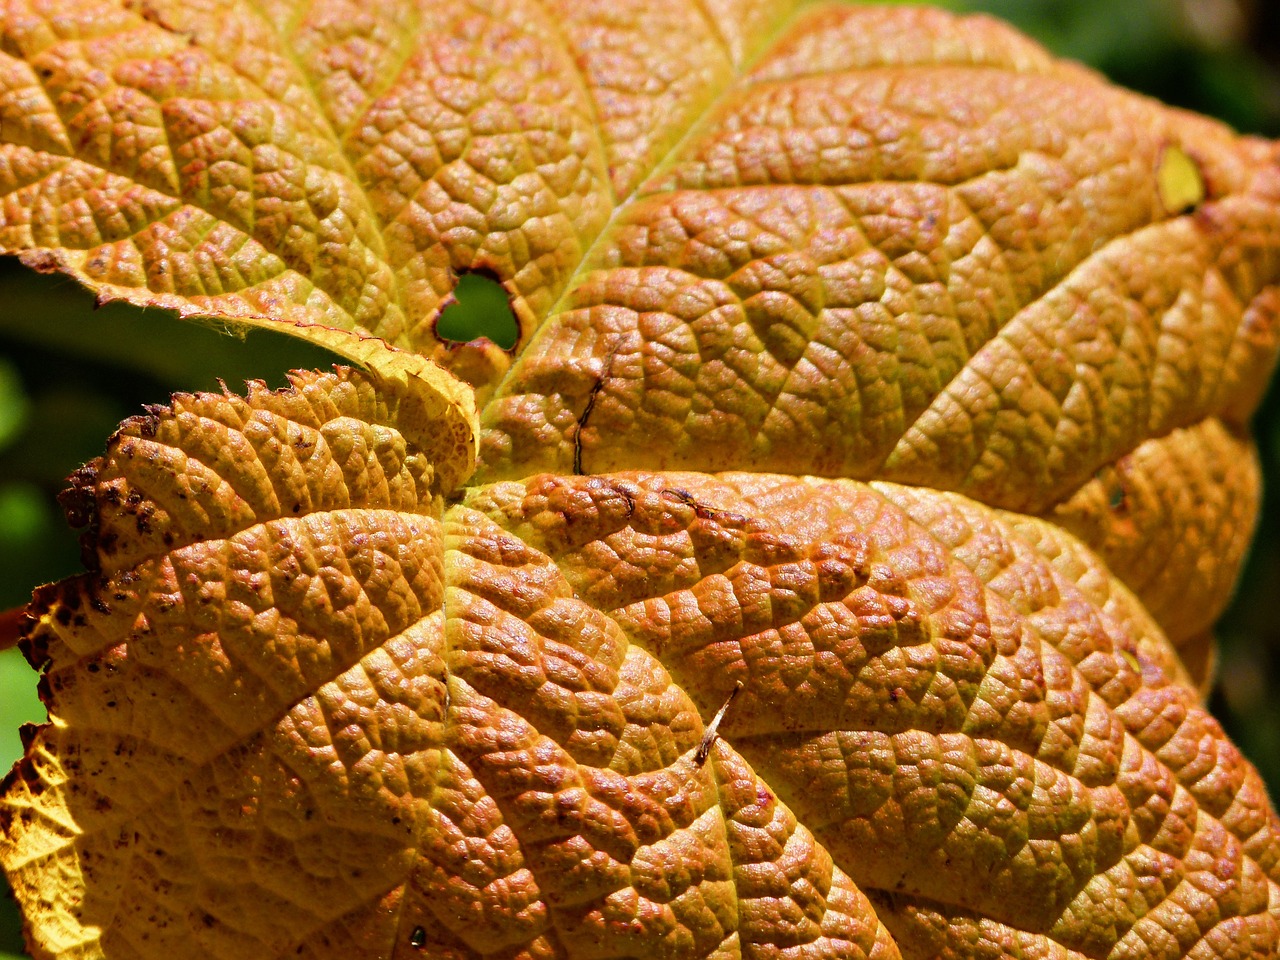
[3, 2, 1280, 959]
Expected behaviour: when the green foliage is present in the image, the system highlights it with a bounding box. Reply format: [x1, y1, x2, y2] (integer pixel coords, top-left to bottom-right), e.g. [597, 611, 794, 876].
[436, 273, 520, 348]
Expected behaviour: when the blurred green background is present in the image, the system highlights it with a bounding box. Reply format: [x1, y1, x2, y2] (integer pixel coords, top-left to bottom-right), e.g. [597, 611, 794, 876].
[0, 0, 1278, 956]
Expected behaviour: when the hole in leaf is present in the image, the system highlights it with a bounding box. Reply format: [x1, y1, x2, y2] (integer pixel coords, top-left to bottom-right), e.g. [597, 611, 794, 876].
[435, 272, 519, 349]
[1157, 144, 1205, 214]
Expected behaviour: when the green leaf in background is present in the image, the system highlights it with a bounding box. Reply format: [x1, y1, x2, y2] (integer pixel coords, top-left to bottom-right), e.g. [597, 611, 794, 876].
[435, 273, 520, 348]
[0, 362, 27, 454]
[0, 648, 42, 958]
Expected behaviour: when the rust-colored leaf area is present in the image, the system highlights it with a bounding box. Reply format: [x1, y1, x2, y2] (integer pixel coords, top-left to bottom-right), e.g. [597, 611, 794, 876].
[5, 367, 464, 956]
[4, 1, 1280, 958]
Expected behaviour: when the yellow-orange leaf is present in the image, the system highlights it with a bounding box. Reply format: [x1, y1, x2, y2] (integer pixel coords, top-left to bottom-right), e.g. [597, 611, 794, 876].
[3, 2, 1280, 959]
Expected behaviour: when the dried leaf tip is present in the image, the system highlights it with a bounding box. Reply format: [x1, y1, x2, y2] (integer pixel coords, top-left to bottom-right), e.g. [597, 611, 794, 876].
[695, 681, 744, 765]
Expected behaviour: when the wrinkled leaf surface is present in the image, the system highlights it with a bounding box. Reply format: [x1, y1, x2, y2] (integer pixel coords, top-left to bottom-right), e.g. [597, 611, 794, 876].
[3, 2, 1280, 958]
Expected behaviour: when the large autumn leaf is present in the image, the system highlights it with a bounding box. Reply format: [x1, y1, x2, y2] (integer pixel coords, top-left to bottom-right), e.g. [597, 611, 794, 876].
[3, 1, 1280, 957]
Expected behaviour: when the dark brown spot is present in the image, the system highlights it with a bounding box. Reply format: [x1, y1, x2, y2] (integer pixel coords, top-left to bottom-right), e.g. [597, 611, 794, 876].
[18, 723, 39, 751]
[20, 250, 61, 274]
